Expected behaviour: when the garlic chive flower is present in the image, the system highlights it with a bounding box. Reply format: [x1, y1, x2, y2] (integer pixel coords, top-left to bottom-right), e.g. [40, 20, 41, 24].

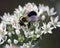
[0, 3, 60, 48]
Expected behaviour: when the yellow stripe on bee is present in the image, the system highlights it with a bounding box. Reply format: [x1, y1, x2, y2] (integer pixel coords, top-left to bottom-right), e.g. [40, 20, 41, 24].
[24, 22, 28, 25]
[23, 16, 29, 18]
[19, 16, 28, 20]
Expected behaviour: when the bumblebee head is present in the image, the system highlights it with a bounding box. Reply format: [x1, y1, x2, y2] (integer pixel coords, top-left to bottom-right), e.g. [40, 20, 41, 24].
[19, 16, 29, 26]
[22, 17, 28, 22]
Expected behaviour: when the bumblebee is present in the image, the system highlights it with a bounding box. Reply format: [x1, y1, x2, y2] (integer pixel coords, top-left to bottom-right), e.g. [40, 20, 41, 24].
[19, 11, 37, 28]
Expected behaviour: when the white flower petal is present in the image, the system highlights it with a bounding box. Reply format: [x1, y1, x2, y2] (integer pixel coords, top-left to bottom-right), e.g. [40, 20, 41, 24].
[41, 15, 45, 20]
[57, 22, 60, 27]
[15, 29, 20, 35]
[5, 44, 10, 48]
[54, 16, 59, 22]
[14, 39, 18, 44]
[7, 39, 11, 44]
[48, 31, 52, 34]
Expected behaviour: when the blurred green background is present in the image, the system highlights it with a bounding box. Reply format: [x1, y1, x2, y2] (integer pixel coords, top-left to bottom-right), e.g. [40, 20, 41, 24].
[0, 0, 60, 48]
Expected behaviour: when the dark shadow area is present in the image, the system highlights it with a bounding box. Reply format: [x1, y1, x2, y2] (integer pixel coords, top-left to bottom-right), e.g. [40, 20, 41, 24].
[0, 0, 55, 16]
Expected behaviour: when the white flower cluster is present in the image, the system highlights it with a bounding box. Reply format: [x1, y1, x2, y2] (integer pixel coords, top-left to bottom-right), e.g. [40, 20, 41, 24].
[0, 3, 60, 48]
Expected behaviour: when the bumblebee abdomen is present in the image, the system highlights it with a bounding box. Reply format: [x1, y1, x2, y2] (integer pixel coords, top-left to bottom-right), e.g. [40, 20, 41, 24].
[28, 11, 37, 17]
